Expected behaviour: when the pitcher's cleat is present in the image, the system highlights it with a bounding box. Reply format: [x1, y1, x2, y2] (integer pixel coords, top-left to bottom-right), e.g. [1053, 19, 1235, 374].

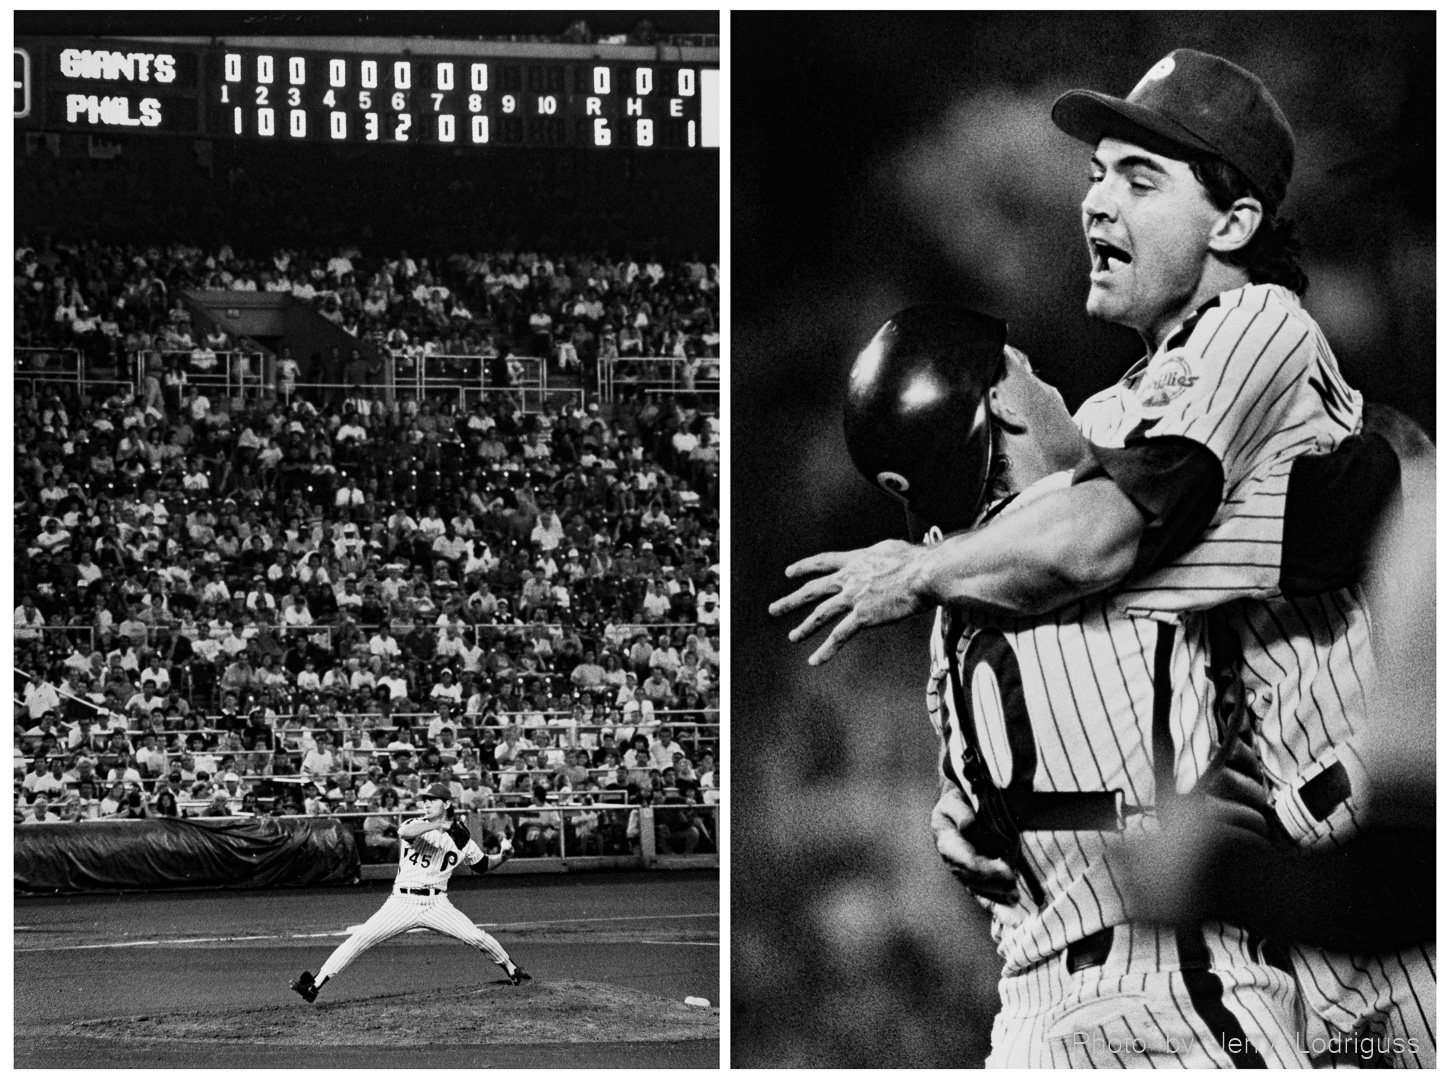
[291, 970, 319, 1003]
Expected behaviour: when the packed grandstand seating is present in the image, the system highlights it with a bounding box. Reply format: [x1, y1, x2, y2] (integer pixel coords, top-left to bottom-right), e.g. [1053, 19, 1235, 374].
[14, 236, 721, 860]
[16, 234, 719, 388]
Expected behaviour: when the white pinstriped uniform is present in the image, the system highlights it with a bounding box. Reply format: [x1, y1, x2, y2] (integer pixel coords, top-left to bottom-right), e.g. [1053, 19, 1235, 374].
[927, 476, 1305, 1067]
[926, 480, 1220, 972]
[1075, 283, 1362, 616]
[1234, 592, 1436, 1069]
[1125, 559, 1437, 1067]
[989, 922, 1307, 1068]
[314, 826, 511, 986]
[1078, 283, 1435, 1067]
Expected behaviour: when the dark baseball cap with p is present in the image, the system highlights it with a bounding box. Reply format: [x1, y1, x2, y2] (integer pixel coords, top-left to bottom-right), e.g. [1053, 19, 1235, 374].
[1051, 48, 1295, 213]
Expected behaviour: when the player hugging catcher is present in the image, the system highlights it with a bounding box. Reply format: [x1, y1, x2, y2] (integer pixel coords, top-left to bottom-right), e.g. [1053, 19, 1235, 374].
[292, 782, 529, 1003]
[773, 49, 1434, 1069]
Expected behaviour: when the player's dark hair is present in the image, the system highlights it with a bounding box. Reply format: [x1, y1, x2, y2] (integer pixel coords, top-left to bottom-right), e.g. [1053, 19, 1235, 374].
[1190, 157, 1309, 296]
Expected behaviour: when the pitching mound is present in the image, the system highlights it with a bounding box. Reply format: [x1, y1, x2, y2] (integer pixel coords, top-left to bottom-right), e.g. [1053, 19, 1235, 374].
[44, 980, 719, 1046]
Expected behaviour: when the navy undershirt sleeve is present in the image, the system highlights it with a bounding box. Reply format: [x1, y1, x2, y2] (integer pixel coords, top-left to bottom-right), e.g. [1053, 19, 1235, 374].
[1073, 436, 1223, 578]
[1074, 433, 1400, 591]
[1279, 433, 1400, 598]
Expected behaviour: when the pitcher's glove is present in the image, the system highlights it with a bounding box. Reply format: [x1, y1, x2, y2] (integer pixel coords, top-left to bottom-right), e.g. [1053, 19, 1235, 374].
[1108, 731, 1276, 925]
[447, 818, 471, 849]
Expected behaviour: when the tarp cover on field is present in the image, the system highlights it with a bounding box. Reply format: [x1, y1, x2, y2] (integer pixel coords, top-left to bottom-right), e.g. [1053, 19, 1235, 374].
[15, 816, 361, 893]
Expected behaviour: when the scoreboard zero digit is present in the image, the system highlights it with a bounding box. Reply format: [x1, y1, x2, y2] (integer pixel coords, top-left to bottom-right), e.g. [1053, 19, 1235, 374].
[208, 48, 716, 148]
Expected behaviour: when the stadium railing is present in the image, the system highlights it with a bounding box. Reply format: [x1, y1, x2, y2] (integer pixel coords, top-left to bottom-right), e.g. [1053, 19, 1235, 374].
[599, 355, 720, 404]
[394, 350, 587, 414]
[142, 348, 269, 406]
[51, 617, 710, 645]
[24, 717, 718, 753]
[18, 718, 721, 769]
[16, 345, 137, 397]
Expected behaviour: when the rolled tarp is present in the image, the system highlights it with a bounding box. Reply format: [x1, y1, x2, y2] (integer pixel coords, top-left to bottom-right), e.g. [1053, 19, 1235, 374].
[14, 815, 361, 893]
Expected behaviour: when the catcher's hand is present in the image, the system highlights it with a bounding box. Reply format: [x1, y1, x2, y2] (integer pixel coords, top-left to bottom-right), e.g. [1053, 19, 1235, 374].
[932, 780, 1019, 905]
[447, 818, 471, 849]
[770, 539, 930, 665]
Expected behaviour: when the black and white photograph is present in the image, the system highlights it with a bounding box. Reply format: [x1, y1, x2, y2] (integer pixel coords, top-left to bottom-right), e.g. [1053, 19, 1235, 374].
[13, 10, 719, 1068]
[734, 11, 1433, 1068]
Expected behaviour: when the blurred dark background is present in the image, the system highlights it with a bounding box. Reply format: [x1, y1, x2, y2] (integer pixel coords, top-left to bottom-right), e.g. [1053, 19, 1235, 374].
[731, 11, 1434, 1067]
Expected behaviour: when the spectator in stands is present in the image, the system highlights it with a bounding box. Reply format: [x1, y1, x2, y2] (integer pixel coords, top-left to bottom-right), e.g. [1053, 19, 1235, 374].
[30, 757, 68, 800]
[649, 726, 686, 771]
[624, 736, 655, 789]
[655, 788, 703, 854]
[641, 666, 673, 706]
[97, 781, 126, 816]
[517, 784, 562, 857]
[21, 796, 60, 823]
[200, 789, 234, 817]
[16, 596, 47, 642]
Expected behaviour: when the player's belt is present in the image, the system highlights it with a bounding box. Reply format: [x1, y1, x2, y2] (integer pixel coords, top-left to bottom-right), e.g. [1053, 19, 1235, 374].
[397, 886, 444, 896]
[1001, 789, 1123, 831]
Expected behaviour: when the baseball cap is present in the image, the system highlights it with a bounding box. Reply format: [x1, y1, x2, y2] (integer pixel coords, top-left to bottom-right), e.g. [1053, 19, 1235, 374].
[421, 782, 452, 801]
[1052, 48, 1294, 212]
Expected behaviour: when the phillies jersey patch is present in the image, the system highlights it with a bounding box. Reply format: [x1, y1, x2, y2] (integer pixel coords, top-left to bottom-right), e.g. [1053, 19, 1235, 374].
[1135, 350, 1198, 410]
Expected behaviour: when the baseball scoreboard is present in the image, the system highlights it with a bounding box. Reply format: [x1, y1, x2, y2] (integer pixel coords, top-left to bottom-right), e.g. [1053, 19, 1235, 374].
[15, 37, 720, 149]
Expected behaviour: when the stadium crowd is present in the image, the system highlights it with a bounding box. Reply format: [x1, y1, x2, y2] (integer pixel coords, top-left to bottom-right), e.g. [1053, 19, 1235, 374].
[13, 235, 721, 859]
[16, 234, 720, 394]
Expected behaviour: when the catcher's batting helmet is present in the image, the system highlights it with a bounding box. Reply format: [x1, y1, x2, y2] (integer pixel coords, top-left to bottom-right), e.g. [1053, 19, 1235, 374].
[843, 304, 1007, 532]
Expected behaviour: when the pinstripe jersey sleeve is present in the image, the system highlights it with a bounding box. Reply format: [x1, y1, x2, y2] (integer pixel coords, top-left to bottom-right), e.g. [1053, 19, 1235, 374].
[1117, 284, 1360, 482]
[1076, 285, 1362, 617]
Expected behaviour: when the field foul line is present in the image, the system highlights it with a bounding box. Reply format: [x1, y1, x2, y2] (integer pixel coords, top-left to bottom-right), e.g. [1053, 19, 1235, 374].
[16, 912, 719, 953]
[638, 940, 720, 947]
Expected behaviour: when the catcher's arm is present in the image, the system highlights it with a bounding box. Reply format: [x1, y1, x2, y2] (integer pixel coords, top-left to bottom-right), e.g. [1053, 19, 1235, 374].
[931, 776, 1018, 905]
[773, 478, 1147, 664]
